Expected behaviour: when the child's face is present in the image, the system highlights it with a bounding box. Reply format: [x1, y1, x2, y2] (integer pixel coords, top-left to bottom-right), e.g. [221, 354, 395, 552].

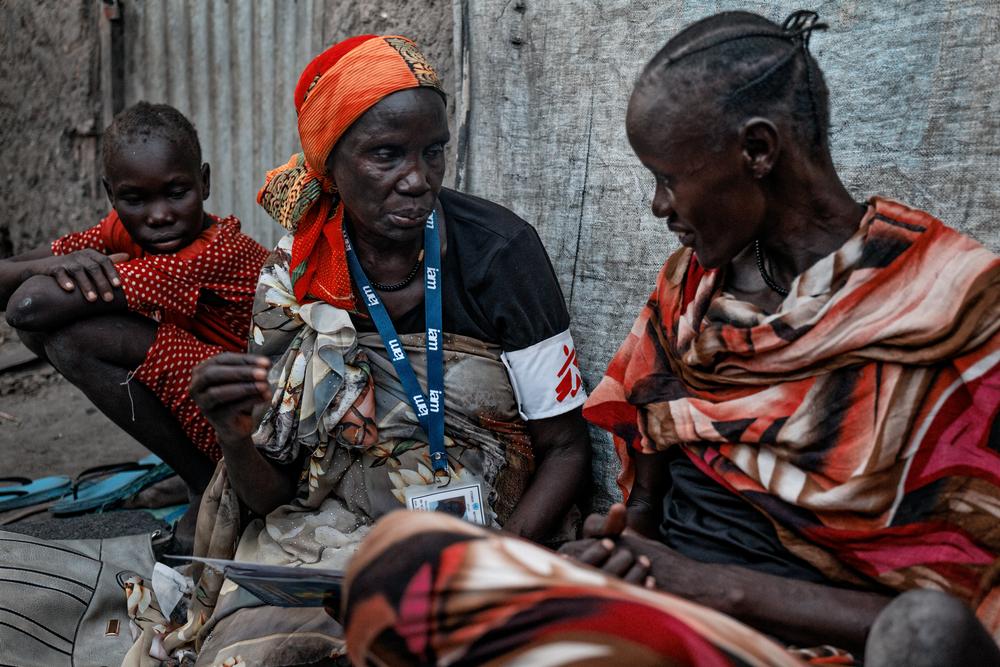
[104, 136, 210, 254]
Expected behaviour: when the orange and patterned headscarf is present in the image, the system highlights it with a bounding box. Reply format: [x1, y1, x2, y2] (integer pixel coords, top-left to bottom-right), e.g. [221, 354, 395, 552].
[257, 35, 443, 308]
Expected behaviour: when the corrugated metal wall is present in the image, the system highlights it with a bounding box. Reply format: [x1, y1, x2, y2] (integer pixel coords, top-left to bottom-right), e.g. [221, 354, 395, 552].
[118, 0, 455, 249]
[122, 0, 327, 248]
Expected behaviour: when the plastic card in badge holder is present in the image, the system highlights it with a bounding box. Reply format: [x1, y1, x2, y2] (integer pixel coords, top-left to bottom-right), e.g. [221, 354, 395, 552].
[405, 481, 487, 525]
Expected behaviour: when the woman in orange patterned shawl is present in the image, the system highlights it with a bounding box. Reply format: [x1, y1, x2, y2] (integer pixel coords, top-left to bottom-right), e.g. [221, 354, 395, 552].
[576, 9, 1000, 666]
[336, 10, 1000, 667]
[124, 34, 592, 667]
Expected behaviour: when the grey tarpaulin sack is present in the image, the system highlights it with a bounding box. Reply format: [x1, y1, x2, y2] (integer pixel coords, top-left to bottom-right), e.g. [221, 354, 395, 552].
[0, 529, 155, 667]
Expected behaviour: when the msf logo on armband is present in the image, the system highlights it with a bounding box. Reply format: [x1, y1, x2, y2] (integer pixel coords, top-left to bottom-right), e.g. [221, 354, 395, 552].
[429, 389, 441, 413]
[363, 285, 379, 308]
[389, 339, 405, 361]
[555, 344, 583, 403]
[427, 327, 440, 351]
[426, 267, 438, 291]
[413, 393, 429, 417]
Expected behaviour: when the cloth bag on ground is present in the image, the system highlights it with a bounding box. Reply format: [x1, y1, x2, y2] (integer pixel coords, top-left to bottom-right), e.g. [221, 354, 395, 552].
[0, 529, 155, 667]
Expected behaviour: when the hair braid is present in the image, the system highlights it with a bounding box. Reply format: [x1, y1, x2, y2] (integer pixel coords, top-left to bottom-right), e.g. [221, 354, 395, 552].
[640, 10, 831, 155]
[783, 11, 828, 147]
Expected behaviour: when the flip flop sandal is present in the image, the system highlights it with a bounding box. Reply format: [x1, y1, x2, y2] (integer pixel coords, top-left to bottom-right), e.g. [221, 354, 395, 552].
[0, 475, 71, 512]
[50, 454, 177, 516]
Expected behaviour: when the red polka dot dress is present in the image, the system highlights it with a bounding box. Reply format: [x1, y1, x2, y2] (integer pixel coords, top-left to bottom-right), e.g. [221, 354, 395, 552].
[52, 212, 269, 461]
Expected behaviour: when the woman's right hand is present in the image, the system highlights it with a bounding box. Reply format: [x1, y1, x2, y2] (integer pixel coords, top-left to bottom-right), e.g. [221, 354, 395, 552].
[190, 353, 272, 447]
[37, 249, 130, 302]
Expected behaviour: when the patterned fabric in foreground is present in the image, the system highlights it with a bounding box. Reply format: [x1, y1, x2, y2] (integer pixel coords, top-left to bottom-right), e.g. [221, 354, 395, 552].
[344, 511, 808, 666]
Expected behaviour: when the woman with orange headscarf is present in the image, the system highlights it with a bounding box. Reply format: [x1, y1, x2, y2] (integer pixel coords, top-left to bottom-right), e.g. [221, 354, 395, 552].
[327, 12, 1000, 667]
[123, 35, 591, 665]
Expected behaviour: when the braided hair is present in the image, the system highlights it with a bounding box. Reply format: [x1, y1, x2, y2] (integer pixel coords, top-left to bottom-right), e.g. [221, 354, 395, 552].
[102, 102, 202, 176]
[639, 10, 830, 156]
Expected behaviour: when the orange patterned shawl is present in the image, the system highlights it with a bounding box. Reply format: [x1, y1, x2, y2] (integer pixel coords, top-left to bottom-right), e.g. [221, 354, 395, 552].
[584, 198, 1000, 625]
[256, 35, 443, 309]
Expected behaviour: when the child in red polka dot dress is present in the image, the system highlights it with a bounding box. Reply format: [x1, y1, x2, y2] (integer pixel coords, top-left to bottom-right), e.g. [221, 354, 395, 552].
[2, 102, 268, 523]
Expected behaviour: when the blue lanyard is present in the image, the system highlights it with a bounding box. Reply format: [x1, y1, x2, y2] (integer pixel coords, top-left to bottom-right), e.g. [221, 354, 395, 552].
[343, 213, 447, 475]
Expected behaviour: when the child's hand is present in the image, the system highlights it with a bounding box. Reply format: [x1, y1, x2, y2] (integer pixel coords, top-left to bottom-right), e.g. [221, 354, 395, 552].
[557, 504, 658, 588]
[40, 249, 129, 302]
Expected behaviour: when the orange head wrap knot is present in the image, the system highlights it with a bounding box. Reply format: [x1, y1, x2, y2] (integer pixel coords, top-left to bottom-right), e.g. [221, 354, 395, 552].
[256, 35, 443, 309]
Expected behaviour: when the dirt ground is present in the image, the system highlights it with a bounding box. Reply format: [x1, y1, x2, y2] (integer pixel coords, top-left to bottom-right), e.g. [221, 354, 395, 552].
[0, 321, 146, 482]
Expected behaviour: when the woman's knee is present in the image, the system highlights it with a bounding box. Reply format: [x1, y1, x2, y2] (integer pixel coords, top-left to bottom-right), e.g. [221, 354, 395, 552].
[350, 510, 484, 578]
[866, 589, 1000, 667]
[345, 511, 490, 615]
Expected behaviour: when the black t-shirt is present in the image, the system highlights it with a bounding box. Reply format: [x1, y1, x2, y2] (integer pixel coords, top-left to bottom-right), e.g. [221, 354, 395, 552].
[660, 450, 830, 583]
[352, 188, 570, 352]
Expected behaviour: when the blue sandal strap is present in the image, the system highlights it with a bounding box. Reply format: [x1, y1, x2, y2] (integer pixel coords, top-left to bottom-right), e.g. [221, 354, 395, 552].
[71, 462, 160, 499]
[51, 455, 175, 516]
[0, 475, 72, 511]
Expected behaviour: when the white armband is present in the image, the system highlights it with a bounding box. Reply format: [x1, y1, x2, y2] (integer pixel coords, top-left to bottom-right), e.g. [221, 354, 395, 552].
[501, 329, 588, 420]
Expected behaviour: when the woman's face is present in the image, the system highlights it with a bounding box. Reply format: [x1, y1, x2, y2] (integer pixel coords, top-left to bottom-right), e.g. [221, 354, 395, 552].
[626, 85, 766, 269]
[327, 88, 449, 244]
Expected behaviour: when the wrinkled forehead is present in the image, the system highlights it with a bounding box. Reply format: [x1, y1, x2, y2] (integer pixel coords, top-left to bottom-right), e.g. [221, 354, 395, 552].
[328, 87, 448, 170]
[354, 87, 446, 131]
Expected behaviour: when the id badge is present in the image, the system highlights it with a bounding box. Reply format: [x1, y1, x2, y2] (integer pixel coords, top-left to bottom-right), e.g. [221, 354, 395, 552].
[404, 480, 487, 525]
